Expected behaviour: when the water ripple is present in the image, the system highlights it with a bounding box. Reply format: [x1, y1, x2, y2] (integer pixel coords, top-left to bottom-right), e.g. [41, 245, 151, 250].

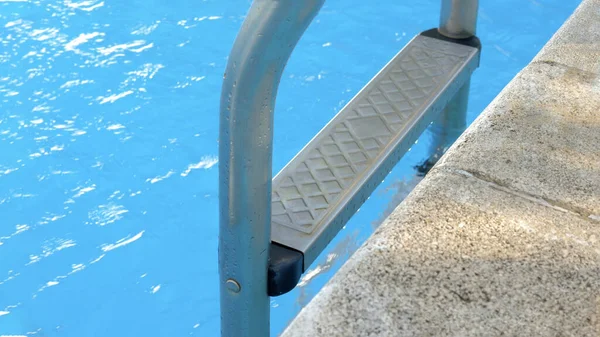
[72, 184, 96, 198]
[131, 21, 159, 36]
[98, 90, 133, 104]
[146, 170, 175, 184]
[87, 203, 128, 226]
[181, 156, 218, 177]
[26, 238, 76, 265]
[64, 0, 104, 11]
[65, 32, 104, 52]
[101, 230, 144, 252]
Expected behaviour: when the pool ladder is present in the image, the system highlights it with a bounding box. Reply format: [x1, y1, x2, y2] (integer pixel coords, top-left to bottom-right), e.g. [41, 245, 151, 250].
[218, 1, 481, 336]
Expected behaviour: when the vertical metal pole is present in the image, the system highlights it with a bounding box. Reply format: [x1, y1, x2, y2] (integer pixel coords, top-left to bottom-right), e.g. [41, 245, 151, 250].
[439, 0, 479, 39]
[424, 0, 478, 172]
[218, 1, 324, 336]
[426, 79, 471, 165]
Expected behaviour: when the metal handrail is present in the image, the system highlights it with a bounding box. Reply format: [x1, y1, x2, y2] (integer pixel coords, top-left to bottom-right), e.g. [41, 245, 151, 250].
[218, 1, 325, 336]
[218, 1, 479, 336]
[440, 0, 479, 39]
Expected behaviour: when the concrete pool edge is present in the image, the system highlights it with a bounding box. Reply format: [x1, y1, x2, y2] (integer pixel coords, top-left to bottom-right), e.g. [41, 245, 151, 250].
[281, 0, 600, 335]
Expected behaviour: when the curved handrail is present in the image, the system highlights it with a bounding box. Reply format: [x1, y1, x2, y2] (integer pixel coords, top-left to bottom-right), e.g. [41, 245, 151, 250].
[218, 1, 325, 336]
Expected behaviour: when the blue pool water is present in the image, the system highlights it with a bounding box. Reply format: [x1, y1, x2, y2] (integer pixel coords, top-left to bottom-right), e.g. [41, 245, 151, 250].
[0, 0, 580, 336]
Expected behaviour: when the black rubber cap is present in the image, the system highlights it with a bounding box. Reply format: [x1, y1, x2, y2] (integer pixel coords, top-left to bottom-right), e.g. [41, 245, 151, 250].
[267, 242, 304, 297]
[419, 28, 482, 52]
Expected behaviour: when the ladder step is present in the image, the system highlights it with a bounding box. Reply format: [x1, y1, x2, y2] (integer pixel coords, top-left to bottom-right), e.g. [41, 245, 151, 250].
[271, 33, 480, 271]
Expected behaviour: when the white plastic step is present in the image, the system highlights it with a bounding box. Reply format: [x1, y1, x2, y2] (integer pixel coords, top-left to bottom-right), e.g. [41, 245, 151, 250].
[271, 33, 480, 270]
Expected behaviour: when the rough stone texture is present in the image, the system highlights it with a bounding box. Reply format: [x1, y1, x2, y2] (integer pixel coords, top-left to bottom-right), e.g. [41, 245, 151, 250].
[533, 0, 600, 74]
[282, 1, 600, 336]
[437, 62, 600, 217]
[283, 170, 600, 337]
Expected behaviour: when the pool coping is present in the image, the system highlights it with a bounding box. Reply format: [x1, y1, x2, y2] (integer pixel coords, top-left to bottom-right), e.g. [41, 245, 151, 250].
[281, 0, 600, 335]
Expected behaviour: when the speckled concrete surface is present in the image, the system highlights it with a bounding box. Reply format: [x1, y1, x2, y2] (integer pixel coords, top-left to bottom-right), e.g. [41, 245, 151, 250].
[282, 0, 600, 335]
[534, 0, 600, 74]
[283, 170, 600, 337]
[437, 62, 600, 216]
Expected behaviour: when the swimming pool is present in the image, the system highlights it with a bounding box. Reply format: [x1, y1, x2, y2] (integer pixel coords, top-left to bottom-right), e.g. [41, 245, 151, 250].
[0, 0, 580, 336]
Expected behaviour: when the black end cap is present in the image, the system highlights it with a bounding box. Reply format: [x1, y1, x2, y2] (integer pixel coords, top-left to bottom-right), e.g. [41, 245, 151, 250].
[419, 28, 482, 52]
[267, 242, 303, 297]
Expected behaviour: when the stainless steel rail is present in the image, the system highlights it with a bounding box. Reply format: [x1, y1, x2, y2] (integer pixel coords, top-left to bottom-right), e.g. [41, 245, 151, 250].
[218, 1, 325, 336]
[440, 0, 479, 39]
[218, 1, 480, 336]
[419, 0, 479, 174]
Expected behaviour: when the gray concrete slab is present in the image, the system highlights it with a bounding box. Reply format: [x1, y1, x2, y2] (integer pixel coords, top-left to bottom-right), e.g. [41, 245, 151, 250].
[533, 0, 600, 74]
[437, 61, 600, 217]
[282, 169, 600, 337]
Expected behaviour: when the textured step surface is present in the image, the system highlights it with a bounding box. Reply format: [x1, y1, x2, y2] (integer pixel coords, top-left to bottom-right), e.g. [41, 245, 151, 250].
[271, 34, 480, 269]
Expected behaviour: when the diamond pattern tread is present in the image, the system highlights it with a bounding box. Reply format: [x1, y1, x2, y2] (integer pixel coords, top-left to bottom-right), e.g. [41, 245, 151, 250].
[271, 35, 480, 269]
